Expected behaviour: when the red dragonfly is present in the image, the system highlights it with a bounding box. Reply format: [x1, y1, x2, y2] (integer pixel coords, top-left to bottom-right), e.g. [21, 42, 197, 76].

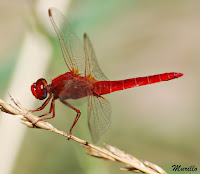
[31, 8, 183, 143]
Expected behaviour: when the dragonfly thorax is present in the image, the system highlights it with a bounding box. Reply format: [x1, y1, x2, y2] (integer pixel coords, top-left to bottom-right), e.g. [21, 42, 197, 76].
[31, 78, 49, 100]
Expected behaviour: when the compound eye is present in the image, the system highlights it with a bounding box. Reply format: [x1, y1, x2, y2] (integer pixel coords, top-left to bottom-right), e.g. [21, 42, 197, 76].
[31, 83, 38, 99]
[36, 79, 48, 100]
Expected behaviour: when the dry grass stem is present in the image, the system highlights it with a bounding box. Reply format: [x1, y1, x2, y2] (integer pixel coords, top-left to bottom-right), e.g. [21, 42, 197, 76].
[0, 96, 167, 174]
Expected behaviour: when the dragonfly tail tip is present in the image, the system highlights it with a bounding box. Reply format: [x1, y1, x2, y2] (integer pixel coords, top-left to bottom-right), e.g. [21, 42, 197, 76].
[176, 72, 183, 78]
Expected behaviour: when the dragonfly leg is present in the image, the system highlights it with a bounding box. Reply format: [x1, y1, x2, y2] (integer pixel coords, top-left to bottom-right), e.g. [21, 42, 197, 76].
[60, 99, 81, 139]
[38, 100, 54, 118]
[31, 94, 52, 112]
[33, 98, 55, 125]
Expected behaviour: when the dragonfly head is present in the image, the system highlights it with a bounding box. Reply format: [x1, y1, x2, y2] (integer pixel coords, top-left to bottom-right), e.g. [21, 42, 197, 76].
[31, 78, 48, 100]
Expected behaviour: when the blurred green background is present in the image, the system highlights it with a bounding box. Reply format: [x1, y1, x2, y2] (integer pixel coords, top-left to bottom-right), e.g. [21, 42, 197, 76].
[0, 0, 199, 174]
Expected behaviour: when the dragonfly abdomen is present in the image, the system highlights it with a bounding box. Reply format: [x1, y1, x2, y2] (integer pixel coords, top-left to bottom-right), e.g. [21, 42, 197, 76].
[93, 72, 183, 95]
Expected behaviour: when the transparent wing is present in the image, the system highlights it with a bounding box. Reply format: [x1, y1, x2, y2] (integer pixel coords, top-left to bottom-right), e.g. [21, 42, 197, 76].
[49, 8, 85, 73]
[84, 33, 109, 81]
[88, 95, 111, 143]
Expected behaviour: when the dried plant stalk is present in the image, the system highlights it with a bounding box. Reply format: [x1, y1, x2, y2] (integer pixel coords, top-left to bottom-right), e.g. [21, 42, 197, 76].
[0, 96, 167, 174]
